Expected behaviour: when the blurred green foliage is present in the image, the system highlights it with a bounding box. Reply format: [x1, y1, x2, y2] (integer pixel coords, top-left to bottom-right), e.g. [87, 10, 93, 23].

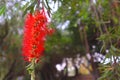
[0, 0, 120, 80]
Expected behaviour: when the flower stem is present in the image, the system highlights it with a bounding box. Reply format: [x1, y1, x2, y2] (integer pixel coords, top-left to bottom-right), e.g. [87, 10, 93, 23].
[31, 59, 35, 80]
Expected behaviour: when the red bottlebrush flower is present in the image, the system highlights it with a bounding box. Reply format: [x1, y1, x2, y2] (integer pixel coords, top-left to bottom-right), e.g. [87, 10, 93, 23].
[22, 9, 53, 62]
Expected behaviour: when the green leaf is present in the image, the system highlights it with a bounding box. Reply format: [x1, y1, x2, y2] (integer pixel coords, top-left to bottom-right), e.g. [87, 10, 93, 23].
[44, 0, 52, 12]
[111, 45, 117, 52]
[0, 5, 6, 15]
[23, 0, 37, 16]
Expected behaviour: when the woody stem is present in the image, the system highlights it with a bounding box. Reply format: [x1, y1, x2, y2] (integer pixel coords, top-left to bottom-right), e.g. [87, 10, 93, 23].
[31, 59, 35, 80]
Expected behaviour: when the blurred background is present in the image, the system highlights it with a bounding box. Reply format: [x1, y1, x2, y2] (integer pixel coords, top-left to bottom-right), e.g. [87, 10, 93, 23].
[0, 0, 120, 80]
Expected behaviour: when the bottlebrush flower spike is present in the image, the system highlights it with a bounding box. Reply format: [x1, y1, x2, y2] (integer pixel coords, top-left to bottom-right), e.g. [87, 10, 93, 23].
[22, 9, 53, 63]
